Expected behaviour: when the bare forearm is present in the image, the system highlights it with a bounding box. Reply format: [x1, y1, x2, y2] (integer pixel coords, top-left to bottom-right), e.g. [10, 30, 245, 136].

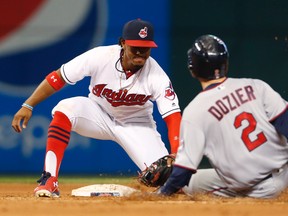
[24, 79, 57, 107]
[12, 69, 65, 133]
[25, 69, 65, 107]
[12, 79, 57, 133]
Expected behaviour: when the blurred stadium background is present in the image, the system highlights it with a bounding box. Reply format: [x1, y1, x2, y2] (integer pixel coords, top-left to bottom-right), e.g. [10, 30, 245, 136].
[0, 0, 287, 176]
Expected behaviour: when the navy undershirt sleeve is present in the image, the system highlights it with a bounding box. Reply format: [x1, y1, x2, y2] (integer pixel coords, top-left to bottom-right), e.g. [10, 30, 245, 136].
[271, 108, 288, 139]
[159, 166, 194, 196]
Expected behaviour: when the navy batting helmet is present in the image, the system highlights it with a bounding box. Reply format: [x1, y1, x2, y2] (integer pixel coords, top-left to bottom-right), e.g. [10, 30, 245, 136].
[187, 35, 229, 80]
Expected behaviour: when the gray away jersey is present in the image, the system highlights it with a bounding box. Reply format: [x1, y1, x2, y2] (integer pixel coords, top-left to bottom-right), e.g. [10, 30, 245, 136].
[176, 78, 288, 190]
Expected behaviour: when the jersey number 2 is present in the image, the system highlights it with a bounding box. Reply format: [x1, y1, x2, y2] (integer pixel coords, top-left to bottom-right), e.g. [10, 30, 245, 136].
[234, 112, 267, 151]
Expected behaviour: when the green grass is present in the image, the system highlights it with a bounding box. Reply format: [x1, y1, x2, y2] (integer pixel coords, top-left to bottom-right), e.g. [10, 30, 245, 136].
[0, 175, 135, 184]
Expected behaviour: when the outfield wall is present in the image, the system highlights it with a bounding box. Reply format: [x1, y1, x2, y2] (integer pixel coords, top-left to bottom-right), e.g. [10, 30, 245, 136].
[171, 0, 288, 109]
[171, 0, 288, 168]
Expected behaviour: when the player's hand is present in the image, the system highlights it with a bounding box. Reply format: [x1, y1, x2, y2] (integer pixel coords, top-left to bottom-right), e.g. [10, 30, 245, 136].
[11, 107, 33, 133]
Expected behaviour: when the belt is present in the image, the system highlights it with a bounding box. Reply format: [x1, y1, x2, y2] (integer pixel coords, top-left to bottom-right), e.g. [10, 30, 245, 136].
[262, 173, 272, 181]
[262, 166, 284, 182]
[256, 163, 288, 186]
[253, 173, 272, 188]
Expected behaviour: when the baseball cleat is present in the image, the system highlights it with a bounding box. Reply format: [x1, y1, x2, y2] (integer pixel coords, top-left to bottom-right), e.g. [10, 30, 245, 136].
[34, 171, 60, 198]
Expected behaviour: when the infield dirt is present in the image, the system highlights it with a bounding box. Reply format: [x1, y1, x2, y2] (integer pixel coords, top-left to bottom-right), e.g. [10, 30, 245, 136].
[1, 181, 288, 216]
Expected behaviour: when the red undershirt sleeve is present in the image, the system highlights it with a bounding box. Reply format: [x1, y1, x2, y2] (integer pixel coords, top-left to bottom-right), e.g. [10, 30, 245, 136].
[163, 112, 182, 154]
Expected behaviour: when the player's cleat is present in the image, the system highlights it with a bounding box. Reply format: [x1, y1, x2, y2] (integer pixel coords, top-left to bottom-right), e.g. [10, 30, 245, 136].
[34, 171, 60, 198]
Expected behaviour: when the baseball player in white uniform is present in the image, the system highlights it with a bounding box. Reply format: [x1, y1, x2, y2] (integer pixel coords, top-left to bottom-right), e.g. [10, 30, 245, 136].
[158, 35, 288, 198]
[11, 19, 181, 197]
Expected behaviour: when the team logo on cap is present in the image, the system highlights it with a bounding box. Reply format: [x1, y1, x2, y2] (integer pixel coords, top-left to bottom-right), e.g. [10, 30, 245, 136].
[138, 27, 148, 38]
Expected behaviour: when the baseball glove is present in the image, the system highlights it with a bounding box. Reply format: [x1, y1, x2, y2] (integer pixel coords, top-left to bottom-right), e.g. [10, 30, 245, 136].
[137, 154, 175, 187]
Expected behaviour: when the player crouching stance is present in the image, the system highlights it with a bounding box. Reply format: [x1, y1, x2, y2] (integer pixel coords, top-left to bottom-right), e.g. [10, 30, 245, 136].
[11, 19, 181, 198]
[157, 35, 288, 198]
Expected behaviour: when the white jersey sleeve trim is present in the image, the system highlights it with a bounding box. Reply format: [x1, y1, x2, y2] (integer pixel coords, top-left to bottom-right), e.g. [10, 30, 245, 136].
[60, 64, 76, 85]
[162, 108, 181, 118]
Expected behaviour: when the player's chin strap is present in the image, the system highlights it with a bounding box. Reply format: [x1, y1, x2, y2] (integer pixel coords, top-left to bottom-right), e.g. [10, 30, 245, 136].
[46, 71, 66, 91]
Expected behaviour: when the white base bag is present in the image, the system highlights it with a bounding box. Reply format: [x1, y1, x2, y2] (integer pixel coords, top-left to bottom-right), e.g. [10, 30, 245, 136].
[71, 184, 139, 197]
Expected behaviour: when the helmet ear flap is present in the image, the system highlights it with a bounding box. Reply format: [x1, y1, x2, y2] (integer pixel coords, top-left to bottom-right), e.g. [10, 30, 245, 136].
[187, 48, 194, 77]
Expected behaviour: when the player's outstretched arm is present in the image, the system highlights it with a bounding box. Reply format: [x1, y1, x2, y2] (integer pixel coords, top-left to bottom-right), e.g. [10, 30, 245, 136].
[11, 69, 65, 133]
[158, 166, 193, 196]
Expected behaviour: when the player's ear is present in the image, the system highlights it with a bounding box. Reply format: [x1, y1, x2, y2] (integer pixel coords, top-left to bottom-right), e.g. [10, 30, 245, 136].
[118, 37, 125, 47]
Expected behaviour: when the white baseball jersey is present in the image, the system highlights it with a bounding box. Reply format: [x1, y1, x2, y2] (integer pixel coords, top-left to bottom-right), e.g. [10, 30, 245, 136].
[51, 45, 180, 170]
[176, 77, 288, 190]
[60, 45, 180, 123]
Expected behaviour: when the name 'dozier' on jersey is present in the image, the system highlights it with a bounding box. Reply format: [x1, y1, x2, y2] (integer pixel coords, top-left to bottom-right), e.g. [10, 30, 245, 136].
[208, 85, 256, 121]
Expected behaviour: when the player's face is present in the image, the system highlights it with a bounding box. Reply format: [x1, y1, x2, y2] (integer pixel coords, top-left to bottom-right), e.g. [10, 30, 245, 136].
[122, 44, 151, 70]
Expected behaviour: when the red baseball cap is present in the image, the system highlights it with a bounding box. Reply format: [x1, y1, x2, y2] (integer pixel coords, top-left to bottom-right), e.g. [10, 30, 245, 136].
[122, 19, 158, 48]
